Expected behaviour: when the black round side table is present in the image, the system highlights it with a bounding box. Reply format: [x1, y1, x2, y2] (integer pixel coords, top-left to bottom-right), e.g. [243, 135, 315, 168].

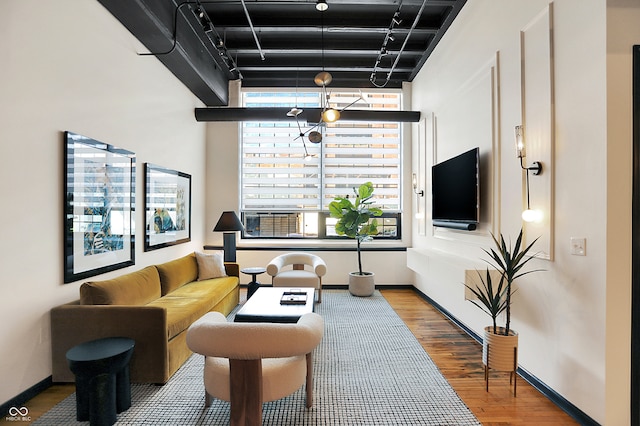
[66, 337, 135, 426]
[241, 266, 267, 299]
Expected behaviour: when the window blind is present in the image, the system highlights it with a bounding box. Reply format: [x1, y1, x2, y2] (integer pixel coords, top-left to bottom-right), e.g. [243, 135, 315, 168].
[241, 90, 401, 212]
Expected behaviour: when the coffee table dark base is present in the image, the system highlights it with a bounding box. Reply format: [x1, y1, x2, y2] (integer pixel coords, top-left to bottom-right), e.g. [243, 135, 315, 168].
[66, 337, 135, 426]
[247, 281, 260, 299]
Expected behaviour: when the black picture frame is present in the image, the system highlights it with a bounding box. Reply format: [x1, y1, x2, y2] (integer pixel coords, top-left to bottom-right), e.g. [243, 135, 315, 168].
[144, 163, 191, 251]
[64, 132, 136, 283]
[631, 44, 640, 426]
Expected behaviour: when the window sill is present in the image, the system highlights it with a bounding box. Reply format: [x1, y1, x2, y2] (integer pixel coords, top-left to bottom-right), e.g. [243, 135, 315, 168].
[204, 240, 408, 252]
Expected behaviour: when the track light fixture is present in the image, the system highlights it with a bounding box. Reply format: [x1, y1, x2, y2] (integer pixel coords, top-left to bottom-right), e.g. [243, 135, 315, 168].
[371, 7, 404, 88]
[392, 12, 402, 26]
[139, 2, 240, 79]
[371, 0, 429, 88]
[515, 125, 543, 223]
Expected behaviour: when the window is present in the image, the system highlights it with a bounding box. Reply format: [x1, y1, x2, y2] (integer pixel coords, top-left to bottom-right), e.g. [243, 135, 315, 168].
[242, 211, 401, 239]
[241, 89, 402, 239]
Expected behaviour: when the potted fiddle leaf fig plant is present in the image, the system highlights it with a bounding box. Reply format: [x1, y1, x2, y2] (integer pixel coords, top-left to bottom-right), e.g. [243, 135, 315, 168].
[465, 228, 542, 392]
[329, 182, 383, 296]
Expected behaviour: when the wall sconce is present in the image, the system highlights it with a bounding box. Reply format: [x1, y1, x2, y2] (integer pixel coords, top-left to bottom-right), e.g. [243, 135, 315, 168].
[213, 211, 244, 262]
[412, 173, 424, 197]
[515, 125, 543, 222]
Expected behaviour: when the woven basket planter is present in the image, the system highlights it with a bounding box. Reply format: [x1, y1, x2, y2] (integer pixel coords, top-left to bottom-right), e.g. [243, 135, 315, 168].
[482, 326, 518, 371]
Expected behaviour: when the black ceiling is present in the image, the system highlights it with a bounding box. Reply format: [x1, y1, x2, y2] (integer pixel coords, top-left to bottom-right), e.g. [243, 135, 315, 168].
[98, 0, 467, 106]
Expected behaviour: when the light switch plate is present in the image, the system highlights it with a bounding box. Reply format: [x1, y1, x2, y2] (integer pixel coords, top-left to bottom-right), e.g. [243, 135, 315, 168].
[570, 237, 586, 256]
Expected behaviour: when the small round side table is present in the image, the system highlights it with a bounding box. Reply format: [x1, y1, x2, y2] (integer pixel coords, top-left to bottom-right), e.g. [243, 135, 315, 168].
[241, 266, 267, 299]
[66, 337, 135, 426]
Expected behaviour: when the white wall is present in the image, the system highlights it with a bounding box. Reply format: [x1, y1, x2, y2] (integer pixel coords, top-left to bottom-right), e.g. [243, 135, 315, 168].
[0, 0, 207, 406]
[409, 0, 622, 423]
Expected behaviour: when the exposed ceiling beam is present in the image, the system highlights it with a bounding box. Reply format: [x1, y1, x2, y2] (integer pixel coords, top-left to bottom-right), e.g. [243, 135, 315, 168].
[202, 0, 457, 6]
[194, 107, 420, 122]
[98, 0, 233, 106]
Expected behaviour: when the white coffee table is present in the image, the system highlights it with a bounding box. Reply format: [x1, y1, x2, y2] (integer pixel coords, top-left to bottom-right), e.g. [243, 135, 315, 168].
[234, 287, 315, 323]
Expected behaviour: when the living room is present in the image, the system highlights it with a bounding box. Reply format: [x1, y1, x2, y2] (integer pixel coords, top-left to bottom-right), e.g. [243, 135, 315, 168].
[1, 1, 638, 425]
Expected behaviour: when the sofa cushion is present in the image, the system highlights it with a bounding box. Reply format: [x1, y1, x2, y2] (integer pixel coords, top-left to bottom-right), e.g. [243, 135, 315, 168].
[195, 251, 227, 280]
[156, 253, 199, 296]
[80, 266, 161, 305]
[146, 276, 238, 339]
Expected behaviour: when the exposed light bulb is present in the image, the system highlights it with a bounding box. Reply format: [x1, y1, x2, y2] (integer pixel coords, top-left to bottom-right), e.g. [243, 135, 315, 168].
[322, 108, 340, 123]
[515, 125, 525, 158]
[522, 208, 543, 223]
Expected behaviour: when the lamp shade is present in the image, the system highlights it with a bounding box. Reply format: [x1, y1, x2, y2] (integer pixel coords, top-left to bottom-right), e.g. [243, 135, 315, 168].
[314, 71, 333, 87]
[213, 211, 244, 232]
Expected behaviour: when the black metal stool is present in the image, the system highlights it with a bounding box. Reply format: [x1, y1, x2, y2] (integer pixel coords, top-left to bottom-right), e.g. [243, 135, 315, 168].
[66, 337, 135, 426]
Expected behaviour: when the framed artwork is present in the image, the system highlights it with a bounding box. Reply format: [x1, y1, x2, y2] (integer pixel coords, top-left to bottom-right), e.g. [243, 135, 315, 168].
[64, 131, 135, 283]
[144, 163, 191, 251]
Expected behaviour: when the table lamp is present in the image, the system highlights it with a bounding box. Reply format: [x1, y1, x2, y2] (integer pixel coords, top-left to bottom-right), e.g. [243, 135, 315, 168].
[213, 211, 244, 262]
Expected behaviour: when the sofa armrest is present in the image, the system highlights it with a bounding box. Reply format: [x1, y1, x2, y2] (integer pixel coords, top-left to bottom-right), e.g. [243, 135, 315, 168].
[51, 301, 168, 383]
[224, 262, 239, 278]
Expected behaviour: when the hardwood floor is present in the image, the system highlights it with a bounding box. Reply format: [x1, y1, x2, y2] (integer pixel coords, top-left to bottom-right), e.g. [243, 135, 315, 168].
[4, 288, 578, 425]
[380, 288, 579, 425]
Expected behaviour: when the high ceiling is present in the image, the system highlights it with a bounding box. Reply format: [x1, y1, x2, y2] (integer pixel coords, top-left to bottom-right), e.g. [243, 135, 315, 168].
[98, 0, 467, 106]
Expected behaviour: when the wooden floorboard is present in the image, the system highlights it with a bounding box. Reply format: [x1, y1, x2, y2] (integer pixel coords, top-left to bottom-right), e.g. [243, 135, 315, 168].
[3, 288, 579, 425]
[380, 288, 579, 425]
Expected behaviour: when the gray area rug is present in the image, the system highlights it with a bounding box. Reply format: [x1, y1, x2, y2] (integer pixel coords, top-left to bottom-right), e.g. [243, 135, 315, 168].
[35, 290, 480, 425]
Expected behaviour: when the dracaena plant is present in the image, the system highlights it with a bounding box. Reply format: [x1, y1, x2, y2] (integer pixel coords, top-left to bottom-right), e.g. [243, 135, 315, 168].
[465, 269, 509, 335]
[329, 182, 383, 276]
[468, 228, 542, 336]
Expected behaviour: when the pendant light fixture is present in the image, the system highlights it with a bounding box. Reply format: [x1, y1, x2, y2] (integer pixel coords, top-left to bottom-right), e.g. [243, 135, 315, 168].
[314, 7, 332, 90]
[314, 7, 341, 124]
[289, 70, 316, 159]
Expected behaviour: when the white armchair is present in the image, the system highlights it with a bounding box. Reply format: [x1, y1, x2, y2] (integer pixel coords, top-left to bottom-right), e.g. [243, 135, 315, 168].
[186, 311, 324, 426]
[266, 253, 327, 303]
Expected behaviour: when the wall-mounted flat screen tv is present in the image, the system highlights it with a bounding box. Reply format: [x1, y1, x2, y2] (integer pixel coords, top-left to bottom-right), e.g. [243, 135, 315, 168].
[431, 147, 479, 231]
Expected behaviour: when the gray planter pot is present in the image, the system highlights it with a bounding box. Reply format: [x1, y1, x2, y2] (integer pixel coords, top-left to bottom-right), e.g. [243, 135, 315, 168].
[348, 272, 375, 296]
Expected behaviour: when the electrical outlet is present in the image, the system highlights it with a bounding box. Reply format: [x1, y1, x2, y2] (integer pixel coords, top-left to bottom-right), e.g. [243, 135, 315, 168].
[570, 237, 586, 256]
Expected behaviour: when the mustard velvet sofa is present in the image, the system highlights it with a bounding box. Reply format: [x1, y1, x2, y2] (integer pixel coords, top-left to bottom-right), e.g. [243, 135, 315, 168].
[50, 252, 239, 384]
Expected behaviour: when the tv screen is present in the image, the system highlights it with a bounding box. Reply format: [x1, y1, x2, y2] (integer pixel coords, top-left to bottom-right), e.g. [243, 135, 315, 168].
[431, 147, 479, 228]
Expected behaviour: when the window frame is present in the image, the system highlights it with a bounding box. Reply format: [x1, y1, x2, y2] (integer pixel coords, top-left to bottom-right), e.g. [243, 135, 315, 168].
[240, 211, 401, 240]
[240, 88, 403, 240]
